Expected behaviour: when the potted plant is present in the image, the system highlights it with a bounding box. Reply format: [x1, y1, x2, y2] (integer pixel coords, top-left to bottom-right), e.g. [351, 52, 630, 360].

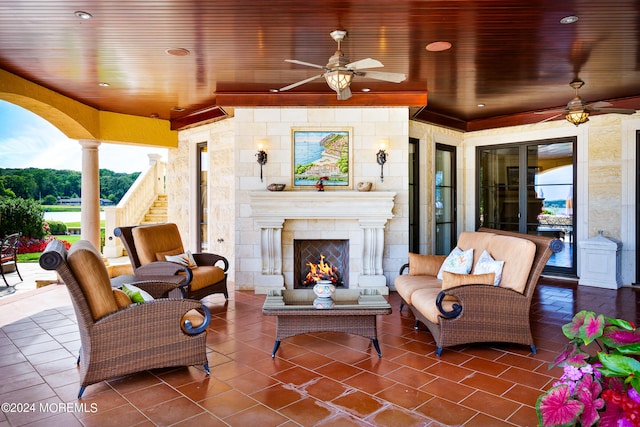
[536, 310, 640, 426]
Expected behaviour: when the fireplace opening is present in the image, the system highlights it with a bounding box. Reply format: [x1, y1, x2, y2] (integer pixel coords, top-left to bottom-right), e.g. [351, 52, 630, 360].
[294, 239, 349, 289]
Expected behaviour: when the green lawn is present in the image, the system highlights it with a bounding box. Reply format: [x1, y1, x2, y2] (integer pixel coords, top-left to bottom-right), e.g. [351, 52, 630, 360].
[17, 235, 82, 263]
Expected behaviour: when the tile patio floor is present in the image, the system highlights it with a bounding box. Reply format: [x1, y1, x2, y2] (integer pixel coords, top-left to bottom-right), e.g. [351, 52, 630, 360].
[0, 273, 638, 426]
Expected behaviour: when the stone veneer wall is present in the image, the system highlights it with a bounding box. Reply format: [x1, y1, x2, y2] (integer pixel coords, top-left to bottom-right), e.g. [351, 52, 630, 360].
[169, 108, 639, 288]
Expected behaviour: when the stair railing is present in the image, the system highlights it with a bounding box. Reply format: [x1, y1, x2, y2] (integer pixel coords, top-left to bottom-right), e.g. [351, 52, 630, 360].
[103, 154, 166, 257]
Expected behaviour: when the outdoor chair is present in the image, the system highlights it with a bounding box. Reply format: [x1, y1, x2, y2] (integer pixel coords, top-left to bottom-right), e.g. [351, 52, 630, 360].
[39, 239, 210, 398]
[114, 223, 229, 300]
[1, 233, 23, 287]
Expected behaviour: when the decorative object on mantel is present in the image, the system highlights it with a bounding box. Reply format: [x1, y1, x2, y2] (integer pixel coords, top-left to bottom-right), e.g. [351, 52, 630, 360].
[315, 176, 328, 191]
[255, 143, 268, 182]
[267, 183, 285, 191]
[376, 143, 387, 182]
[357, 182, 372, 192]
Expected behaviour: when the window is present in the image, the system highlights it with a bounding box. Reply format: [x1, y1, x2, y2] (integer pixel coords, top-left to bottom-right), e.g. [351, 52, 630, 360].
[196, 142, 208, 251]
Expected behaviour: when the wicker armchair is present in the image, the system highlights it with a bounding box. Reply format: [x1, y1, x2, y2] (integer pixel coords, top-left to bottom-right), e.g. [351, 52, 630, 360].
[39, 239, 210, 398]
[1, 233, 23, 287]
[114, 223, 229, 300]
[396, 228, 561, 355]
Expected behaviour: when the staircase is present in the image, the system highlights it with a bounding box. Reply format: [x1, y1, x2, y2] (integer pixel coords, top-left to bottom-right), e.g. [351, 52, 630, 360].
[141, 195, 168, 224]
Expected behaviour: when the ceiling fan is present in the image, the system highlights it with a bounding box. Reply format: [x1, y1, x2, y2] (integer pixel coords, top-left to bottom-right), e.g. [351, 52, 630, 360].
[536, 78, 636, 126]
[278, 30, 406, 100]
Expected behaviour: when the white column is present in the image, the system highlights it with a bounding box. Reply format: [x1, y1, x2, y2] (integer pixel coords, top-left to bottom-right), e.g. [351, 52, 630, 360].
[255, 219, 285, 293]
[79, 139, 101, 250]
[358, 219, 388, 288]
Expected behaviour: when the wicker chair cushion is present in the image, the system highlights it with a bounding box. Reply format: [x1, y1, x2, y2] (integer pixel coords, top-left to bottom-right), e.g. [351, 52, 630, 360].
[395, 274, 441, 305]
[132, 223, 184, 265]
[67, 241, 118, 320]
[456, 231, 496, 266]
[485, 235, 535, 293]
[441, 271, 495, 289]
[187, 266, 226, 291]
[113, 289, 132, 308]
[411, 287, 458, 324]
[408, 253, 447, 276]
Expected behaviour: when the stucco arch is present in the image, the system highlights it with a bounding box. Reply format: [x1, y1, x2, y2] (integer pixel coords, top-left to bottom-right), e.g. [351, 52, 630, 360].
[0, 69, 177, 147]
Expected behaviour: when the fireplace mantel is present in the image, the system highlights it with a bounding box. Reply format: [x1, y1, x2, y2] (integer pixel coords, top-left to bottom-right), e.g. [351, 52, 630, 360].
[249, 191, 396, 294]
[249, 191, 396, 220]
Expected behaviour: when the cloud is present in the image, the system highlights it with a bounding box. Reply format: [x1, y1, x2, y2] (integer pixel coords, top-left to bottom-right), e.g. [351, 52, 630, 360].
[0, 101, 167, 173]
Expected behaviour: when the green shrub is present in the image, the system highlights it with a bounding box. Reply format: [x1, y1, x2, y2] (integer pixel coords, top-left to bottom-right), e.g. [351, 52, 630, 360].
[0, 196, 45, 238]
[46, 220, 67, 235]
[41, 195, 58, 205]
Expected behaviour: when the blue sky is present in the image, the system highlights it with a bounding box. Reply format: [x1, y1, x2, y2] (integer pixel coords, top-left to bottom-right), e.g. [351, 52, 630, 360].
[0, 101, 167, 173]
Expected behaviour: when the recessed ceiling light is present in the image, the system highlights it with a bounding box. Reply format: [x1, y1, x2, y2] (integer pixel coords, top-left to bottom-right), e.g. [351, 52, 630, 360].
[477, 103, 486, 108]
[269, 89, 279, 93]
[98, 82, 110, 87]
[171, 106, 185, 112]
[426, 41, 452, 52]
[560, 15, 579, 24]
[74, 11, 93, 20]
[361, 88, 371, 92]
[165, 48, 190, 57]
[149, 113, 159, 118]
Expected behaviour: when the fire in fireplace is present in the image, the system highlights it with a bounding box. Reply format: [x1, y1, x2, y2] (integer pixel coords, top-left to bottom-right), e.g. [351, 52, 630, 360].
[294, 239, 349, 289]
[303, 255, 343, 286]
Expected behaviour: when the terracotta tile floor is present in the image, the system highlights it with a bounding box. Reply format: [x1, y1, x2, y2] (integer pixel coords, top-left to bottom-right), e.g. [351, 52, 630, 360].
[0, 277, 639, 426]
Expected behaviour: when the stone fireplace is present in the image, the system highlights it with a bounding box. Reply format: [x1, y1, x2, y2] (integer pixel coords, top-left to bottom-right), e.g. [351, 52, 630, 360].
[294, 239, 349, 288]
[249, 191, 396, 294]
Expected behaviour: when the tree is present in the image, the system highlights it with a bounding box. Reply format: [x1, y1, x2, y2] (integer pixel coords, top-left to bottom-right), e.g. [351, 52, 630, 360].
[0, 196, 45, 238]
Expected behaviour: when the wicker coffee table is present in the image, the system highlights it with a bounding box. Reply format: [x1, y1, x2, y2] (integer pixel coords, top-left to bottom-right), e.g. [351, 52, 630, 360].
[262, 288, 391, 358]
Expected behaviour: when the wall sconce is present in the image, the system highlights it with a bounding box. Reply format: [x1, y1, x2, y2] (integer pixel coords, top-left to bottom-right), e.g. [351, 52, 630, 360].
[376, 143, 387, 182]
[255, 144, 267, 182]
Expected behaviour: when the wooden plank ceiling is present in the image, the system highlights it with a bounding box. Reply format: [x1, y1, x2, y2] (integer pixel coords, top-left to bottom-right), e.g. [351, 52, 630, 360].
[0, 0, 639, 132]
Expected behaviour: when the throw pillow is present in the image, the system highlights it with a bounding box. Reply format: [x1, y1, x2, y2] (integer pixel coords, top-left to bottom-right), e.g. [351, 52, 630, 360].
[113, 289, 133, 308]
[437, 247, 474, 280]
[165, 250, 197, 268]
[408, 253, 447, 276]
[441, 271, 496, 289]
[121, 284, 154, 303]
[473, 250, 505, 286]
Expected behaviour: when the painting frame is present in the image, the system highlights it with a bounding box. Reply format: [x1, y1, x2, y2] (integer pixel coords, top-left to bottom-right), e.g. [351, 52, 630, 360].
[291, 127, 353, 190]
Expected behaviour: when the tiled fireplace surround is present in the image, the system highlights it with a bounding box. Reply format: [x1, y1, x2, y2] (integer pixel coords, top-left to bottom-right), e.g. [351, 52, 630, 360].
[249, 191, 396, 294]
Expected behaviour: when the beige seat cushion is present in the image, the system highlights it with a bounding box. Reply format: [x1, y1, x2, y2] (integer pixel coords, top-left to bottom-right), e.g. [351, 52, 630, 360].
[67, 241, 118, 320]
[484, 235, 536, 293]
[395, 274, 441, 305]
[408, 253, 447, 276]
[457, 231, 495, 267]
[410, 287, 458, 324]
[185, 266, 226, 291]
[132, 223, 184, 265]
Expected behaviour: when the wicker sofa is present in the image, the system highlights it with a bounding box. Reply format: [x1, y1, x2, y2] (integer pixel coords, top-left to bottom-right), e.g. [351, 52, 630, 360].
[39, 239, 211, 398]
[395, 227, 560, 356]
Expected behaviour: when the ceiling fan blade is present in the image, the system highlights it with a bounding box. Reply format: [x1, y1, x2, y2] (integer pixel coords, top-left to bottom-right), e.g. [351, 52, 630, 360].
[285, 59, 326, 70]
[279, 74, 324, 92]
[538, 113, 565, 123]
[359, 70, 407, 83]
[336, 86, 352, 100]
[588, 101, 611, 109]
[591, 107, 637, 114]
[534, 109, 566, 115]
[346, 58, 383, 70]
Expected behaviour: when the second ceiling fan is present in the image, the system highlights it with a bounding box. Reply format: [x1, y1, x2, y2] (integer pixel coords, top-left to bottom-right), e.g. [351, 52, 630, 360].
[279, 30, 406, 100]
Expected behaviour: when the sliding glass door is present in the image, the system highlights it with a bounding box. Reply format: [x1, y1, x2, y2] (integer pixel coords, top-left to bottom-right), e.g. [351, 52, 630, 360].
[477, 138, 576, 275]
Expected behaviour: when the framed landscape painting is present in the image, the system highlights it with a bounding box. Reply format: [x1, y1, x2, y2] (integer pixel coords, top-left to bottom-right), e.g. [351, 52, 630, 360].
[291, 128, 353, 189]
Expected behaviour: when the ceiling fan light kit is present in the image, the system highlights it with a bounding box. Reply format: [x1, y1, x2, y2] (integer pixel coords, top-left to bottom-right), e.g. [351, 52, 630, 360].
[280, 29, 406, 100]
